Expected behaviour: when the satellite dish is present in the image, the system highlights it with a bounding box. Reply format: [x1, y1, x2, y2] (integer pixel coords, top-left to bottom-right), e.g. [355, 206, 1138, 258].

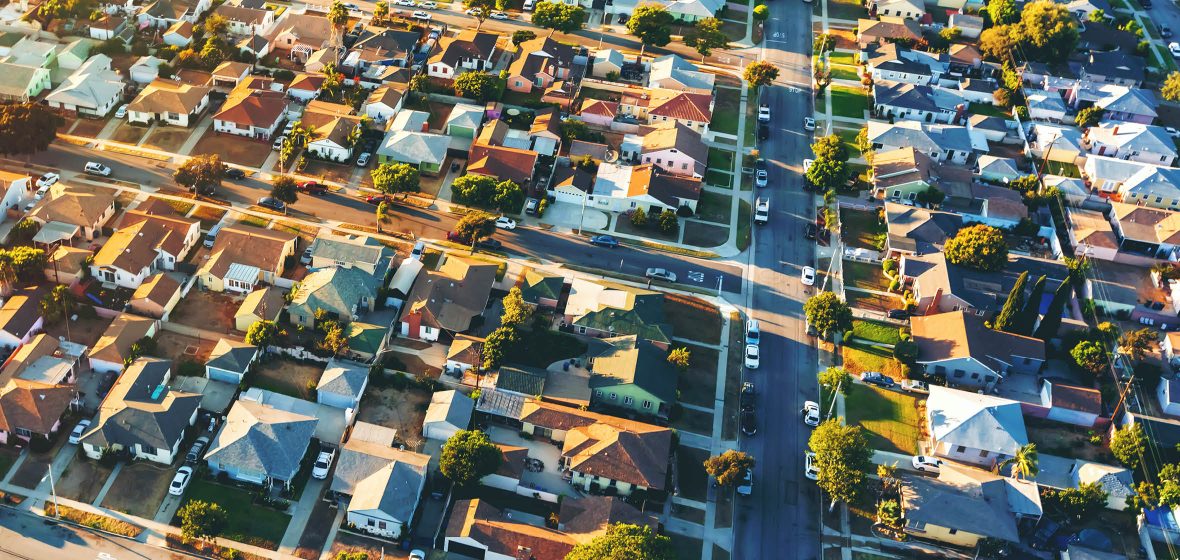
[604, 150, 618, 163]
[506, 108, 521, 116]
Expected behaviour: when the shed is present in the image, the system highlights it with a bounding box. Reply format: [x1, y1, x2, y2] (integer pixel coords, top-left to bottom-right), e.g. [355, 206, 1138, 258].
[423, 390, 474, 441]
[317, 358, 370, 411]
[205, 339, 259, 384]
[1040, 379, 1102, 427]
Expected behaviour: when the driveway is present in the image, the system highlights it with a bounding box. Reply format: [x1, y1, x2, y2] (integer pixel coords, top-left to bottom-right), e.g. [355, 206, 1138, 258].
[540, 201, 610, 232]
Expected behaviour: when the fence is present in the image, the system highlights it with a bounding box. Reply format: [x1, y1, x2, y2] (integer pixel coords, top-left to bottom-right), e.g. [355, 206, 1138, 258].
[267, 345, 331, 363]
[161, 320, 240, 342]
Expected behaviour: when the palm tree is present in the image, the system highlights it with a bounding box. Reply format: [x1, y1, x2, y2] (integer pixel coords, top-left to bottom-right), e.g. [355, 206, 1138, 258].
[998, 443, 1039, 480]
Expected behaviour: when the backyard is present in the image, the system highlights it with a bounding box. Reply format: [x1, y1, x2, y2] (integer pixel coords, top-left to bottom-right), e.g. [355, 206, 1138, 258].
[1025, 417, 1115, 462]
[845, 384, 922, 454]
[677, 344, 720, 408]
[357, 382, 432, 445]
[169, 290, 241, 334]
[842, 260, 889, 291]
[712, 87, 742, 135]
[830, 85, 869, 120]
[248, 356, 324, 400]
[174, 478, 291, 550]
[506, 328, 588, 368]
[665, 293, 723, 344]
[840, 207, 885, 251]
[969, 103, 1010, 118]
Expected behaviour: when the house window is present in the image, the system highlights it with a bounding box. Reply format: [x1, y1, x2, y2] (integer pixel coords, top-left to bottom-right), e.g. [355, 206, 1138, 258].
[623, 396, 634, 405]
[594, 390, 603, 399]
[367, 519, 375, 527]
[985, 375, 995, 383]
[14, 427, 32, 438]
[378, 521, 387, 529]
[644, 156, 651, 162]
[656, 158, 662, 164]
[956, 445, 967, 453]
[642, 400, 652, 409]
[140, 444, 157, 455]
[979, 450, 989, 457]
[970, 372, 979, 380]
[976, 309, 985, 316]
[1158, 196, 1165, 204]
[953, 370, 965, 378]
[608, 478, 617, 487]
[934, 365, 946, 374]
[609, 393, 617, 400]
[948, 529, 958, 535]
[682, 163, 688, 170]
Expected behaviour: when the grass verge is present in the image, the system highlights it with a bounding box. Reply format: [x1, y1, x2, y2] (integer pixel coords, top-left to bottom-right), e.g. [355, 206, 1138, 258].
[45, 504, 143, 537]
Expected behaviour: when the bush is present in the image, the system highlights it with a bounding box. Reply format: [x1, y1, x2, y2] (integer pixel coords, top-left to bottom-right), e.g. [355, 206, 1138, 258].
[630, 207, 648, 228]
[273, 69, 295, 81]
[677, 204, 694, 217]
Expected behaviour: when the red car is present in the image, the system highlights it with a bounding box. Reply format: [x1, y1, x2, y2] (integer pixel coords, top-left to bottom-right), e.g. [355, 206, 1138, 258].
[298, 181, 327, 195]
[365, 194, 391, 205]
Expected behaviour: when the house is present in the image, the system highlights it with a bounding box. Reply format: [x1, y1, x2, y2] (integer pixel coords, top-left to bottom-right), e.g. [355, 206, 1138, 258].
[89, 314, 158, 374]
[287, 266, 381, 327]
[519, 400, 671, 495]
[1040, 379, 1102, 427]
[873, 80, 966, 124]
[128, 273, 182, 320]
[213, 4, 276, 36]
[137, 0, 211, 28]
[864, 43, 947, 86]
[45, 55, 125, 118]
[467, 143, 539, 187]
[362, 85, 404, 123]
[268, 12, 334, 61]
[1110, 201, 1180, 260]
[948, 13, 984, 38]
[1085, 122, 1177, 166]
[517, 269, 565, 309]
[529, 109, 562, 156]
[445, 335, 483, 377]
[237, 34, 271, 59]
[884, 202, 962, 257]
[872, 147, 967, 201]
[306, 233, 391, 276]
[90, 208, 201, 289]
[661, 0, 724, 21]
[0, 170, 29, 217]
[329, 428, 430, 538]
[127, 78, 212, 127]
[1159, 378, 1180, 416]
[1031, 454, 1135, 511]
[911, 311, 1046, 390]
[0, 288, 43, 350]
[45, 245, 92, 285]
[129, 56, 165, 85]
[444, 499, 578, 558]
[163, 20, 194, 46]
[55, 39, 92, 71]
[579, 99, 618, 128]
[400, 257, 497, 341]
[869, 0, 924, 19]
[925, 385, 1029, 467]
[1067, 208, 1120, 262]
[1091, 85, 1157, 124]
[857, 17, 922, 46]
[344, 27, 421, 76]
[1027, 89, 1069, 123]
[210, 61, 251, 89]
[197, 225, 298, 294]
[584, 163, 702, 213]
[507, 37, 576, 93]
[0, 334, 83, 446]
[1165, 332, 1180, 367]
[900, 463, 1040, 546]
[344, 322, 388, 363]
[427, 30, 498, 80]
[632, 121, 707, 178]
[638, 90, 713, 135]
[0, 63, 51, 102]
[1079, 52, 1145, 88]
[1048, 175, 1092, 206]
[205, 398, 317, 488]
[592, 49, 624, 78]
[299, 101, 362, 162]
[944, 182, 1029, 230]
[317, 358, 369, 410]
[27, 185, 116, 242]
[205, 339, 259, 384]
[377, 110, 449, 174]
[974, 155, 1022, 184]
[90, 15, 129, 41]
[234, 286, 285, 332]
[285, 73, 322, 102]
[1066, 0, 1112, 20]
[590, 335, 676, 418]
[647, 54, 715, 94]
[213, 85, 286, 139]
[423, 390, 474, 440]
[1083, 156, 1180, 209]
[80, 358, 200, 465]
[446, 104, 484, 142]
[564, 279, 672, 346]
[1028, 123, 1087, 163]
[865, 120, 977, 164]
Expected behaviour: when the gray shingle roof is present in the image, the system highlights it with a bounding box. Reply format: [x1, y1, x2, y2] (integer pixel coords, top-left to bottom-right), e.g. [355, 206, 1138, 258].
[206, 339, 257, 374]
[204, 399, 317, 482]
[318, 358, 369, 401]
[81, 358, 201, 452]
[330, 439, 429, 524]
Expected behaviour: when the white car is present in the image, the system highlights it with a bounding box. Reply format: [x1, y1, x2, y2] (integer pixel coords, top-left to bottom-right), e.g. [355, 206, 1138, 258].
[412, 10, 431, 18]
[36, 172, 59, 190]
[755, 168, 768, 188]
[410, 551, 427, 560]
[465, 7, 482, 15]
[804, 452, 818, 480]
[417, 1, 437, 7]
[489, 10, 508, 18]
[68, 419, 91, 444]
[757, 104, 771, 122]
[312, 450, 334, 480]
[1171, 42, 1180, 57]
[84, 162, 111, 176]
[356, 152, 371, 167]
[900, 379, 929, 394]
[744, 343, 760, 369]
[645, 268, 676, 282]
[803, 158, 814, 174]
[801, 401, 820, 427]
[803, 116, 816, 131]
[736, 468, 753, 497]
[396, 0, 416, 5]
[169, 466, 194, 496]
[495, 217, 517, 230]
[114, 104, 128, 119]
[801, 266, 816, 286]
[911, 455, 943, 473]
[754, 197, 770, 225]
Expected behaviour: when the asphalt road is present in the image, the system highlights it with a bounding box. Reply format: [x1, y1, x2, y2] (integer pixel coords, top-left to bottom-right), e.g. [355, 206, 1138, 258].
[731, 0, 823, 558]
[28, 142, 746, 292]
[0, 507, 197, 560]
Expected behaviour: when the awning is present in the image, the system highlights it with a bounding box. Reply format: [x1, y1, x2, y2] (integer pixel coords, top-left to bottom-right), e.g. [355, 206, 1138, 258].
[225, 263, 261, 286]
[388, 258, 423, 297]
[33, 221, 79, 245]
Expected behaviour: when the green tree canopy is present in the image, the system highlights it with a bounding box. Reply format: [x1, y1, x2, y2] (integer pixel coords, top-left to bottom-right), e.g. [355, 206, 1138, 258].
[371, 162, 421, 198]
[531, 1, 586, 35]
[1070, 340, 1108, 376]
[744, 60, 779, 88]
[1042, 482, 1108, 524]
[564, 523, 675, 560]
[512, 29, 537, 46]
[440, 430, 503, 486]
[453, 70, 498, 102]
[245, 320, 278, 347]
[40, 285, 74, 325]
[704, 450, 755, 486]
[992, 270, 1029, 333]
[810, 420, 873, 507]
[0, 103, 63, 157]
[463, 0, 497, 27]
[804, 292, 853, 337]
[451, 174, 499, 207]
[626, 4, 674, 56]
[500, 286, 532, 328]
[979, 24, 1020, 61]
[482, 325, 519, 370]
[454, 210, 498, 244]
[174, 154, 225, 196]
[1020, 0, 1080, 63]
[178, 500, 227, 543]
[1119, 328, 1156, 363]
[944, 224, 1008, 271]
[1164, 72, 1180, 102]
[1110, 423, 1147, 469]
[999, 443, 1039, 480]
[1014, 275, 1047, 335]
[988, 0, 1019, 24]
[818, 366, 852, 395]
[667, 346, 691, 370]
[684, 17, 728, 59]
[270, 175, 298, 204]
[1075, 106, 1104, 128]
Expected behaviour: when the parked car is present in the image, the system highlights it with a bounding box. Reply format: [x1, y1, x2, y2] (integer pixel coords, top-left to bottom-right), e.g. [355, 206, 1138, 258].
[257, 197, 286, 213]
[911, 455, 943, 473]
[185, 436, 210, 463]
[803, 116, 816, 131]
[804, 452, 818, 480]
[590, 234, 620, 248]
[84, 162, 111, 176]
[900, 379, 929, 394]
[1163, 24, 1174, 38]
[68, 419, 91, 444]
[489, 10, 508, 18]
[465, 7, 482, 15]
[801, 401, 820, 427]
[744, 343, 760, 369]
[417, 1, 437, 7]
[301, 247, 313, 265]
[225, 168, 246, 180]
[1169, 42, 1180, 57]
[272, 136, 286, 151]
[736, 468, 753, 497]
[757, 122, 769, 141]
[755, 168, 768, 188]
[114, 105, 128, 119]
[741, 410, 757, 436]
[356, 152, 371, 167]
[860, 371, 895, 388]
[800, 266, 816, 286]
[887, 308, 909, 320]
[754, 197, 770, 225]
[524, 198, 539, 214]
[740, 381, 756, 411]
[758, 104, 771, 122]
[36, 172, 59, 190]
[411, 9, 431, 17]
[645, 267, 676, 282]
[298, 181, 327, 195]
[312, 450, 334, 479]
[169, 466, 194, 496]
[494, 217, 517, 230]
[746, 319, 760, 345]
[475, 238, 502, 250]
[365, 194, 392, 205]
[396, 0, 416, 5]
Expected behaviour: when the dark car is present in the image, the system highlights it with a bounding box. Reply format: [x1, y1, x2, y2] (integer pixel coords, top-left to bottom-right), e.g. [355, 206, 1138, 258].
[754, 158, 767, 172]
[225, 168, 246, 180]
[757, 122, 769, 141]
[740, 382, 755, 412]
[185, 436, 210, 463]
[741, 410, 758, 436]
[475, 238, 502, 250]
[805, 223, 817, 240]
[590, 235, 620, 248]
[1142, 0, 1152, 7]
[1164, 25, 1174, 38]
[257, 197, 286, 212]
[298, 181, 327, 195]
[860, 371, 895, 388]
[887, 309, 909, 320]
[365, 194, 391, 205]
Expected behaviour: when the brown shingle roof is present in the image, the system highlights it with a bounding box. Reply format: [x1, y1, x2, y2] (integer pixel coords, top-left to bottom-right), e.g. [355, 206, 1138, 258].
[90, 314, 156, 365]
[0, 287, 44, 339]
[128, 78, 212, 115]
[1044, 380, 1102, 414]
[911, 311, 1046, 374]
[200, 224, 297, 279]
[301, 101, 361, 148]
[0, 381, 74, 435]
[29, 185, 115, 230]
[404, 257, 497, 332]
[214, 4, 269, 24]
[131, 273, 181, 309]
[641, 121, 707, 169]
[212, 61, 251, 79]
[214, 86, 286, 128]
[508, 37, 574, 81]
[1111, 201, 1180, 245]
[94, 210, 197, 273]
[559, 495, 657, 540]
[165, 20, 193, 39]
[858, 17, 922, 43]
[430, 30, 498, 68]
[467, 142, 538, 185]
[447, 499, 577, 558]
[872, 147, 932, 189]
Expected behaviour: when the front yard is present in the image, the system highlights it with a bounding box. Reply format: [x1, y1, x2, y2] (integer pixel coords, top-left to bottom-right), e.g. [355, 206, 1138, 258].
[682, 221, 729, 249]
[841, 340, 907, 379]
[850, 319, 903, 346]
[664, 293, 723, 345]
[696, 191, 733, 225]
[190, 130, 274, 168]
[840, 207, 885, 251]
[101, 461, 175, 518]
[677, 344, 720, 408]
[712, 87, 742, 135]
[56, 456, 114, 504]
[845, 384, 922, 455]
[829, 85, 869, 120]
[175, 478, 291, 550]
[842, 260, 889, 291]
[676, 445, 711, 502]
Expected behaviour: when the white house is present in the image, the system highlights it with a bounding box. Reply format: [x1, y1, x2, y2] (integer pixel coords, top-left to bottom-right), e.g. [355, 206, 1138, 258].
[0, 171, 31, 216]
[205, 339, 259, 384]
[1085, 122, 1178, 166]
[1159, 378, 1180, 417]
[575, 163, 703, 214]
[0, 288, 45, 350]
[330, 425, 430, 539]
[88, 209, 200, 289]
[362, 85, 403, 123]
[423, 390, 474, 441]
[163, 20, 194, 46]
[870, 0, 924, 19]
[926, 385, 1028, 468]
[301, 101, 362, 163]
[426, 29, 498, 80]
[129, 56, 165, 85]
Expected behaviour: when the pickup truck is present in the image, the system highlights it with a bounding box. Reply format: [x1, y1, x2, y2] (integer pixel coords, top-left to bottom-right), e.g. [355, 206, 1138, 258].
[754, 197, 770, 224]
[298, 181, 327, 195]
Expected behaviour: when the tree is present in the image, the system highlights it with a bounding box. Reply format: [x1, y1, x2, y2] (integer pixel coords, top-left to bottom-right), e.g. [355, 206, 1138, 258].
[482, 326, 519, 370]
[993, 87, 1014, 108]
[1119, 328, 1156, 363]
[40, 285, 74, 325]
[178, 500, 227, 544]
[500, 286, 532, 328]
[998, 443, 1039, 480]
[988, 0, 1019, 24]
[1075, 106, 1104, 128]
[375, 200, 389, 233]
[1020, 0, 1080, 63]
[1043, 483, 1108, 524]
[511, 29, 537, 46]
[944, 224, 1008, 271]
[804, 292, 853, 337]
[531, 1, 585, 36]
[1071, 340, 1108, 376]
[493, 180, 524, 213]
[559, 119, 590, 142]
[809, 420, 873, 507]
[245, 320, 278, 347]
[328, 1, 349, 32]
[0, 246, 46, 281]
[199, 36, 231, 68]
[657, 209, 679, 235]
[565, 523, 674, 560]
[812, 134, 849, 162]
[805, 157, 848, 193]
[877, 499, 902, 529]
[744, 60, 779, 89]
[440, 430, 502, 487]
[9, 218, 38, 245]
[318, 321, 349, 357]
[813, 33, 834, 55]
[1086, 8, 1105, 21]
[0, 103, 63, 157]
[626, 4, 674, 56]
[684, 17, 728, 60]
[174, 154, 225, 196]
[818, 366, 852, 395]
[371, 162, 420, 198]
[1164, 72, 1180, 102]
[915, 186, 945, 207]
[270, 175, 298, 204]
[979, 24, 1019, 61]
[451, 174, 498, 207]
[667, 347, 691, 370]
[372, 0, 388, 21]
[752, 3, 769, 20]
[1065, 256, 1092, 288]
[939, 26, 962, 43]
[993, 271, 1029, 333]
[1014, 275, 1047, 336]
[454, 210, 497, 244]
[454, 70, 498, 102]
[893, 340, 918, 362]
[464, 0, 498, 28]
[704, 450, 755, 486]
[1110, 423, 1146, 469]
[630, 207, 648, 228]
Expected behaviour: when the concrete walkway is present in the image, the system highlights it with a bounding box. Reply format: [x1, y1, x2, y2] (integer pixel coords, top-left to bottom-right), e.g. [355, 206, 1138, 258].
[317, 507, 348, 560]
[90, 461, 123, 507]
[175, 118, 214, 156]
[278, 476, 327, 555]
[33, 444, 77, 497]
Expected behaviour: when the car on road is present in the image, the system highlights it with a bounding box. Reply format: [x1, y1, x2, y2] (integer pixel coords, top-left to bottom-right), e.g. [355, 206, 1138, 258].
[741, 410, 757, 436]
[803, 116, 816, 131]
[489, 10, 508, 18]
[342, 2, 360, 9]
[396, 0, 416, 5]
[1170, 42, 1180, 58]
[465, 7, 482, 14]
[801, 266, 816, 286]
[356, 152, 371, 167]
[1168, 127, 1180, 138]
[757, 122, 769, 141]
[84, 162, 111, 176]
[298, 181, 327, 195]
[115, 104, 128, 119]
[911, 455, 943, 473]
[801, 401, 821, 427]
[754, 197, 769, 225]
[494, 217, 516, 230]
[36, 172, 59, 190]
[365, 194, 391, 205]
[736, 468, 753, 497]
[645, 267, 676, 282]
[412, 10, 431, 19]
[758, 104, 771, 122]
[257, 196, 286, 213]
[900, 379, 929, 394]
[590, 234, 620, 248]
[744, 343, 760, 369]
[68, 419, 91, 444]
[754, 158, 767, 172]
[169, 466, 194, 496]
[860, 371, 895, 388]
[755, 168, 768, 188]
[225, 168, 246, 180]
[746, 319, 760, 345]
[475, 238, 503, 250]
[1164, 24, 1174, 38]
[804, 452, 818, 480]
[805, 222, 818, 240]
[803, 158, 814, 175]
[740, 381, 755, 411]
[312, 449, 334, 479]
[185, 436, 210, 463]
[887, 308, 909, 320]
[418, 1, 437, 7]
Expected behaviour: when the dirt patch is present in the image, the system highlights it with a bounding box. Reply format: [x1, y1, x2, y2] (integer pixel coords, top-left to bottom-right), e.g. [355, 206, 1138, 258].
[110, 122, 149, 145]
[1026, 416, 1114, 462]
[678, 344, 720, 408]
[249, 356, 323, 400]
[43, 314, 113, 349]
[8, 434, 71, 490]
[682, 221, 729, 249]
[191, 205, 227, 230]
[170, 290, 242, 335]
[665, 294, 722, 345]
[294, 496, 338, 559]
[70, 118, 108, 138]
[56, 455, 114, 504]
[357, 385, 431, 447]
[303, 160, 357, 185]
[190, 129, 274, 168]
[101, 461, 174, 518]
[156, 331, 220, 372]
[143, 126, 193, 153]
[328, 530, 411, 560]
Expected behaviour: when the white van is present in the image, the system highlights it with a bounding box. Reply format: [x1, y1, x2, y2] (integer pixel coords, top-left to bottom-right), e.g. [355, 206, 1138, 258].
[203, 223, 224, 248]
[524, 0, 534, 10]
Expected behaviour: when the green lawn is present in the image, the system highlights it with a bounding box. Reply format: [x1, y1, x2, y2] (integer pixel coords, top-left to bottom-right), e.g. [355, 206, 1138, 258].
[839, 207, 885, 251]
[712, 87, 742, 135]
[664, 293, 723, 344]
[829, 51, 857, 66]
[708, 147, 736, 172]
[737, 200, 751, 251]
[696, 191, 733, 225]
[844, 384, 922, 454]
[969, 103, 1009, 118]
[834, 127, 863, 158]
[1041, 160, 1081, 178]
[815, 90, 827, 115]
[705, 169, 734, 188]
[841, 340, 907, 379]
[826, 0, 866, 20]
[842, 260, 889, 291]
[177, 479, 290, 550]
[830, 65, 859, 81]
[830, 86, 869, 119]
[507, 328, 588, 367]
[851, 319, 903, 346]
[677, 446, 711, 501]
